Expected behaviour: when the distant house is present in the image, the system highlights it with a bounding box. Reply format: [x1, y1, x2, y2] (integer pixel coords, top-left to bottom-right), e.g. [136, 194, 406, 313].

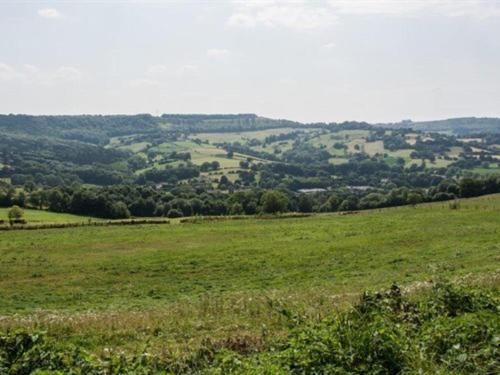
[297, 188, 327, 194]
[346, 186, 372, 191]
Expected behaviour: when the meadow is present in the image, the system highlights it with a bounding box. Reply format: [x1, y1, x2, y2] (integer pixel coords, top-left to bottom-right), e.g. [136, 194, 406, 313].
[0, 207, 99, 224]
[0, 194, 499, 358]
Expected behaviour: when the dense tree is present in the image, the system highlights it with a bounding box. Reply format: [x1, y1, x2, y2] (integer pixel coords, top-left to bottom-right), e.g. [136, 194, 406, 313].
[297, 194, 314, 213]
[261, 190, 289, 214]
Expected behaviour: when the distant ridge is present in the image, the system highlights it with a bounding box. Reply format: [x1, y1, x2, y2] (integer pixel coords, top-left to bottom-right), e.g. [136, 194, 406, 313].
[1, 113, 499, 135]
[377, 117, 500, 135]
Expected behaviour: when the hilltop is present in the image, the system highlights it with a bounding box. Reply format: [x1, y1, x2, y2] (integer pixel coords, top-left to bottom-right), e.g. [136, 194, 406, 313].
[378, 117, 500, 135]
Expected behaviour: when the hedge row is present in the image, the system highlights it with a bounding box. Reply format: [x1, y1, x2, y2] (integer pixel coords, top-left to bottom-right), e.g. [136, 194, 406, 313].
[0, 219, 170, 231]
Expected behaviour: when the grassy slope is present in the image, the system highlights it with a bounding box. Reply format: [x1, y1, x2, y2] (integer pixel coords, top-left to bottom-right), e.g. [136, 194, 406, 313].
[1, 195, 499, 314]
[0, 207, 99, 224]
[0, 195, 498, 354]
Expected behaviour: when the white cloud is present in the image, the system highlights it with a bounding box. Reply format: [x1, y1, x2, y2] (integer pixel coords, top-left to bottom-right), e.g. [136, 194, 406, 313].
[147, 64, 168, 75]
[323, 42, 336, 50]
[128, 78, 160, 88]
[23, 64, 40, 74]
[54, 66, 82, 83]
[38, 8, 62, 19]
[328, 0, 500, 18]
[0, 63, 24, 82]
[328, 0, 425, 16]
[147, 64, 200, 78]
[0, 64, 82, 85]
[227, 0, 500, 29]
[206, 48, 231, 60]
[177, 64, 199, 76]
[228, 1, 337, 30]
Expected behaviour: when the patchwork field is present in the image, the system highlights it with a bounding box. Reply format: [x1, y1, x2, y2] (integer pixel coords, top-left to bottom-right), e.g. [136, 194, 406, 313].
[471, 162, 500, 175]
[0, 194, 499, 356]
[190, 128, 315, 144]
[103, 128, 499, 183]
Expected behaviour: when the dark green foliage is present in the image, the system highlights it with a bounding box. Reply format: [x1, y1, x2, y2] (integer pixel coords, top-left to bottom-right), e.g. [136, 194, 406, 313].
[260, 190, 289, 214]
[160, 113, 301, 133]
[1, 114, 500, 220]
[382, 117, 500, 135]
[166, 208, 183, 218]
[7, 205, 23, 221]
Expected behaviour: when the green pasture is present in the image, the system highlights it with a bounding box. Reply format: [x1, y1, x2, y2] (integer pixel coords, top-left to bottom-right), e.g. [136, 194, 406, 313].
[0, 207, 98, 224]
[0, 194, 498, 354]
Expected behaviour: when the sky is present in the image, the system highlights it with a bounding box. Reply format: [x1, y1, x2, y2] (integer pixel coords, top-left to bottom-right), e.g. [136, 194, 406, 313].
[1, 0, 500, 123]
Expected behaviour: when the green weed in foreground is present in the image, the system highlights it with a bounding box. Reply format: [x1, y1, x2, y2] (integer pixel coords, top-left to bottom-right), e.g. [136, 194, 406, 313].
[1, 282, 498, 374]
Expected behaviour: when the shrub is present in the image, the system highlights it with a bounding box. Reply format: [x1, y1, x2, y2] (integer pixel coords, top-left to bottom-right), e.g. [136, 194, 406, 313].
[166, 208, 183, 218]
[7, 205, 24, 224]
[0, 282, 497, 373]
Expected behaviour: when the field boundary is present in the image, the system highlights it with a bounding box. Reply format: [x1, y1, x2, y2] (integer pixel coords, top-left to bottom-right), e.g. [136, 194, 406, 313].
[0, 218, 170, 231]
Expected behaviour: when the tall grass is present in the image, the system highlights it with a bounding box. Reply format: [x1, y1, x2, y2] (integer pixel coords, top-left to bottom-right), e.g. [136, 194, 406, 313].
[1, 279, 498, 374]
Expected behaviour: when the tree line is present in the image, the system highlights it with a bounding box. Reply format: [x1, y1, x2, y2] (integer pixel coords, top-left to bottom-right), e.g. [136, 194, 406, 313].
[1, 175, 499, 220]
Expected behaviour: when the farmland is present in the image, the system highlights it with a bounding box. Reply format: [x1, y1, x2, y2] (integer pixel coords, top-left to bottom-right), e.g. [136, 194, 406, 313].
[1, 194, 498, 361]
[0, 207, 98, 224]
[1, 115, 500, 371]
[1, 114, 500, 371]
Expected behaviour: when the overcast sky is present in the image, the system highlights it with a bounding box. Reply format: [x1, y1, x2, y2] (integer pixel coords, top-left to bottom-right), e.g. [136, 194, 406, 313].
[1, 0, 499, 123]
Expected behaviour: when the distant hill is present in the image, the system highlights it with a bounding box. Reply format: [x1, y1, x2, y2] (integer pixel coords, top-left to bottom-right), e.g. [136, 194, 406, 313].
[3, 114, 499, 137]
[0, 113, 305, 142]
[160, 113, 304, 132]
[377, 117, 500, 135]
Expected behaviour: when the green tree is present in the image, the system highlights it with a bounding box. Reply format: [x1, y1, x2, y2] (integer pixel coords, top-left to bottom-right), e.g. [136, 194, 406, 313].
[229, 202, 244, 215]
[261, 190, 289, 214]
[338, 196, 358, 211]
[320, 194, 341, 212]
[8, 205, 24, 224]
[48, 189, 70, 212]
[166, 208, 183, 218]
[407, 191, 423, 206]
[297, 194, 313, 213]
[109, 201, 131, 219]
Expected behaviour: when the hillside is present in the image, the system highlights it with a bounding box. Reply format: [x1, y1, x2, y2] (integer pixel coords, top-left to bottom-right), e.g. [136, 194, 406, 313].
[1, 194, 498, 357]
[379, 117, 500, 135]
[1, 113, 500, 223]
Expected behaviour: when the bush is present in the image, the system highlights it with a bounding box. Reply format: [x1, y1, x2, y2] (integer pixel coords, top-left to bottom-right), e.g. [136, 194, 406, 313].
[166, 208, 183, 218]
[7, 205, 24, 225]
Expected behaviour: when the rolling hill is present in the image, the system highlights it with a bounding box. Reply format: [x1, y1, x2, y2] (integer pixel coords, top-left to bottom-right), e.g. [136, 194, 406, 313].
[1, 194, 498, 354]
[379, 117, 500, 135]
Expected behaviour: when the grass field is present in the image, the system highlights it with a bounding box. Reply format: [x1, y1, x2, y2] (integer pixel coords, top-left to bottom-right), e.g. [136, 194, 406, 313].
[0, 207, 98, 223]
[190, 128, 309, 144]
[471, 162, 500, 175]
[0, 195, 499, 355]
